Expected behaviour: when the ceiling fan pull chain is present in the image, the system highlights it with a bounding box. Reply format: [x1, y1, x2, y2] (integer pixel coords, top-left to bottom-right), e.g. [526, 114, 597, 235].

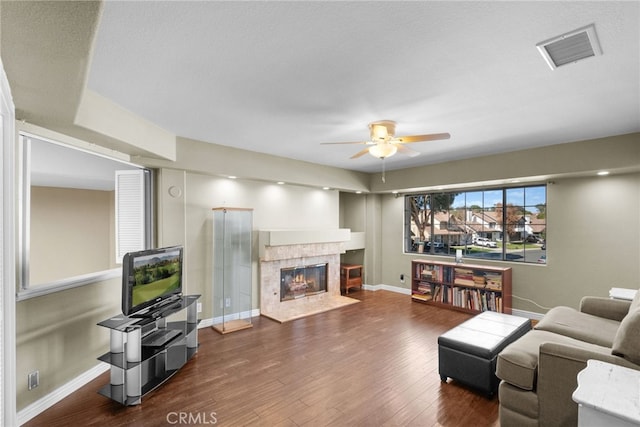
[382, 158, 386, 183]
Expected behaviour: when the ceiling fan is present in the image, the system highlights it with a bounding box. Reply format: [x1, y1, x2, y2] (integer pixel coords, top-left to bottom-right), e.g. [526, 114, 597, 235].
[321, 120, 450, 160]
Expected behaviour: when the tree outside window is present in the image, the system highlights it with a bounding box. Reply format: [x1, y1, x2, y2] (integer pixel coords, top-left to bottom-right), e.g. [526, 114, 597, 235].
[405, 186, 546, 263]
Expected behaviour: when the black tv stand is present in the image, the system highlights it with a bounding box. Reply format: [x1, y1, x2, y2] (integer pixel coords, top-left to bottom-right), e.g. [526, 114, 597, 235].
[97, 295, 200, 405]
[142, 329, 182, 348]
[129, 297, 184, 319]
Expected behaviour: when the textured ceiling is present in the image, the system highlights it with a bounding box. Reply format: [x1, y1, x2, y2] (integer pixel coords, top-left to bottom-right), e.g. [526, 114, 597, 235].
[83, 2, 638, 173]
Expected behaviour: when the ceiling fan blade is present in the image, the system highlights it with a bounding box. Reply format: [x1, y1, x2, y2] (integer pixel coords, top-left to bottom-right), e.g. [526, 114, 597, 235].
[350, 147, 371, 159]
[395, 132, 451, 144]
[394, 143, 421, 157]
[320, 140, 370, 145]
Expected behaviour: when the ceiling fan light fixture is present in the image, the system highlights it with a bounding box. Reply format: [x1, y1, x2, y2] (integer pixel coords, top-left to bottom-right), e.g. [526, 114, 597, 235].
[369, 120, 395, 141]
[369, 143, 398, 159]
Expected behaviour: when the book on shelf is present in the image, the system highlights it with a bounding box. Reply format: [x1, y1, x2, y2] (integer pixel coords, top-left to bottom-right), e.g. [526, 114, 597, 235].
[454, 277, 475, 287]
[411, 260, 509, 314]
[421, 269, 436, 281]
[432, 285, 448, 303]
[443, 286, 504, 313]
[484, 271, 503, 290]
[412, 293, 432, 301]
[454, 268, 491, 289]
[418, 264, 446, 282]
[482, 291, 503, 312]
[415, 282, 432, 296]
[473, 271, 487, 287]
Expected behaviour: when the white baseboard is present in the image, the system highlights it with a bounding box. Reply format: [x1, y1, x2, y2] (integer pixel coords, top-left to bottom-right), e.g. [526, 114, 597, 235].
[511, 308, 544, 321]
[362, 283, 412, 295]
[15, 315, 256, 425]
[198, 316, 214, 328]
[17, 363, 110, 426]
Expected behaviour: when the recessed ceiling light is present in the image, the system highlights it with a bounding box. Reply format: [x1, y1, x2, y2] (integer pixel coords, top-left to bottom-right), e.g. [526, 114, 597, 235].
[355, 191, 362, 194]
[277, 181, 285, 185]
[228, 175, 237, 179]
[392, 191, 399, 194]
[597, 171, 609, 176]
[322, 187, 330, 190]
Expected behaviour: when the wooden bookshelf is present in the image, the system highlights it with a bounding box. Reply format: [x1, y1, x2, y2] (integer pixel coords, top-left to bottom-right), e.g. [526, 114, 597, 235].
[411, 260, 512, 314]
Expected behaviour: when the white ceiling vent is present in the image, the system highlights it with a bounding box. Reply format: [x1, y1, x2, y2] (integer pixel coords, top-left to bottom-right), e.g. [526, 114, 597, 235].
[536, 24, 602, 70]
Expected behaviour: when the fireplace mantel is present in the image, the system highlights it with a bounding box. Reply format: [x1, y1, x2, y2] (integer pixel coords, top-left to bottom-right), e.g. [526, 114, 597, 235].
[259, 228, 350, 258]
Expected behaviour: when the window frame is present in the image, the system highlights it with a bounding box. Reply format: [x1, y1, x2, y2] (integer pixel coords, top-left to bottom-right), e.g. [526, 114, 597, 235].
[17, 132, 154, 301]
[404, 184, 547, 264]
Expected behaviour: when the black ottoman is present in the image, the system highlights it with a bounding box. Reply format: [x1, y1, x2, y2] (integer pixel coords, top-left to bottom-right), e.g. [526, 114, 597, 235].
[438, 311, 531, 396]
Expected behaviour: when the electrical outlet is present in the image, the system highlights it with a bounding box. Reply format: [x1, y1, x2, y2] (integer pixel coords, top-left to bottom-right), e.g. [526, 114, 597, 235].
[225, 298, 231, 308]
[28, 370, 39, 390]
[197, 302, 202, 313]
[400, 274, 405, 283]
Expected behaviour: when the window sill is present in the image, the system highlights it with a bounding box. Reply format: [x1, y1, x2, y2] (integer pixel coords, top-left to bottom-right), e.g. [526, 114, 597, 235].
[17, 268, 122, 301]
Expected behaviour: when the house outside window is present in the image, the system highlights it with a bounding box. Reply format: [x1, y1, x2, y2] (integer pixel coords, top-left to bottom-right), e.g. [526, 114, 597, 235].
[405, 185, 546, 264]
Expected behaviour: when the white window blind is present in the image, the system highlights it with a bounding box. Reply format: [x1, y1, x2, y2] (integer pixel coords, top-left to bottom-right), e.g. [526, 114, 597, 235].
[115, 170, 146, 262]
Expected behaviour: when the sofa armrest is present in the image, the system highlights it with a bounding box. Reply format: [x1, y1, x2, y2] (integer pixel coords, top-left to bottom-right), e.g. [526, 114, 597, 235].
[537, 341, 640, 427]
[579, 296, 630, 321]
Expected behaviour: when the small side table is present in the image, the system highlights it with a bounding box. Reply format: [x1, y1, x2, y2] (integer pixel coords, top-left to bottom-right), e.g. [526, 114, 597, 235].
[572, 359, 640, 427]
[609, 287, 638, 301]
[340, 264, 362, 294]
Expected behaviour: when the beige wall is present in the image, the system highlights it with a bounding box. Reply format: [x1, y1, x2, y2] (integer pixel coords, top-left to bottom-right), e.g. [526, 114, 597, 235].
[370, 133, 640, 193]
[29, 186, 115, 285]
[371, 172, 640, 311]
[178, 171, 340, 318]
[16, 277, 120, 409]
[16, 171, 340, 410]
[14, 131, 640, 412]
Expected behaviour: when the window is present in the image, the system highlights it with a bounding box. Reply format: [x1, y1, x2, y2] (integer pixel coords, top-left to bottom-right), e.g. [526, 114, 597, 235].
[405, 185, 546, 264]
[18, 132, 154, 300]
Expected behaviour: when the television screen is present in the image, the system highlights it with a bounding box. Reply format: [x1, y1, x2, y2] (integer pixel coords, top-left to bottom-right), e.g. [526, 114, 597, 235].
[122, 246, 183, 316]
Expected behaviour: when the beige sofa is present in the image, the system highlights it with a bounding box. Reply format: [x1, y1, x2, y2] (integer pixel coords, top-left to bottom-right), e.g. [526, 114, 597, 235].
[496, 291, 640, 426]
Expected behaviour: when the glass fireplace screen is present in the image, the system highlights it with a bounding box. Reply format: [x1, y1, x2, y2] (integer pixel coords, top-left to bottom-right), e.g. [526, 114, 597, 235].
[280, 263, 328, 301]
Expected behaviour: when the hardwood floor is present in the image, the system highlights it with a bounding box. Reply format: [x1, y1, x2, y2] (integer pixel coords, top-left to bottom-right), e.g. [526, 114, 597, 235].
[24, 291, 500, 427]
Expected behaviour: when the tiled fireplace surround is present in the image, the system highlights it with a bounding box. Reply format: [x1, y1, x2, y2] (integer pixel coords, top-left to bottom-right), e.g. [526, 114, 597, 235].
[259, 234, 359, 323]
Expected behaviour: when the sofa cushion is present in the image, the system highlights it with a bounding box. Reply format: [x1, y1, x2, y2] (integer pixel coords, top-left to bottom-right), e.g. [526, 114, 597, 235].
[496, 330, 592, 391]
[534, 306, 620, 347]
[580, 296, 632, 321]
[612, 308, 640, 364]
[499, 381, 539, 420]
[629, 289, 640, 313]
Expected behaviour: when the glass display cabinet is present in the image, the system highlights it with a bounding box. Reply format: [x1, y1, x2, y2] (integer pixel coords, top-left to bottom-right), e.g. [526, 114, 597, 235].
[212, 207, 253, 334]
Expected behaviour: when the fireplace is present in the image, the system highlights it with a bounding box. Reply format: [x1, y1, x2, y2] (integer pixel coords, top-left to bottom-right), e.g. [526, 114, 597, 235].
[259, 229, 359, 323]
[280, 263, 328, 301]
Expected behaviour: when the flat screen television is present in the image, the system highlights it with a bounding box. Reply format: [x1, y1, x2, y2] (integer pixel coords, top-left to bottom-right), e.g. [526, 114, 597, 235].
[122, 246, 183, 317]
